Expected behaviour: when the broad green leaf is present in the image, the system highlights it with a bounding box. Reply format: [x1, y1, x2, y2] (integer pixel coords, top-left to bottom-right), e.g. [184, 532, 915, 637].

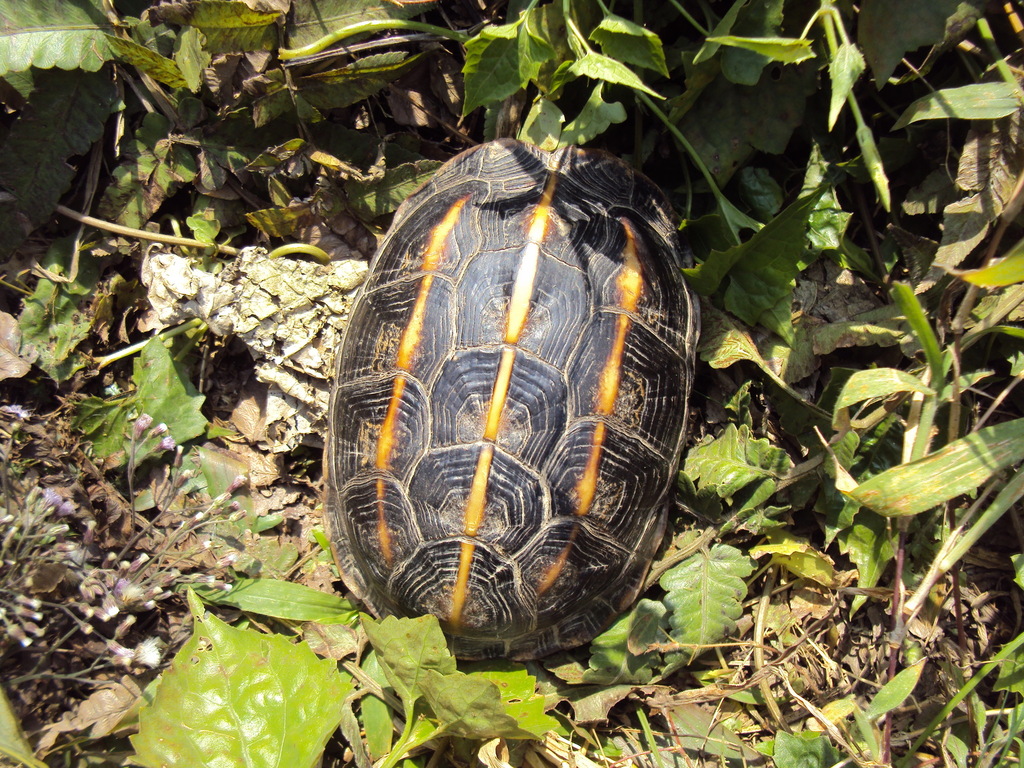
[363, 614, 456, 705]
[520, 97, 565, 150]
[360, 652, 394, 760]
[174, 27, 211, 92]
[686, 189, 822, 297]
[828, 42, 865, 130]
[958, 239, 1024, 287]
[750, 529, 836, 587]
[0, 0, 113, 75]
[345, 159, 442, 220]
[693, 0, 744, 64]
[857, 0, 967, 83]
[589, 14, 668, 76]
[132, 592, 349, 768]
[894, 82, 1020, 130]
[1014, 553, 1024, 593]
[833, 368, 934, 426]
[104, 34, 188, 89]
[518, 8, 556, 84]
[863, 660, 926, 720]
[684, 424, 791, 513]
[558, 83, 626, 148]
[661, 544, 755, 651]
[569, 52, 662, 98]
[849, 418, 1024, 516]
[153, 1, 281, 53]
[133, 338, 209, 449]
[196, 578, 356, 622]
[994, 630, 1024, 694]
[706, 35, 814, 64]
[0, 69, 118, 257]
[462, 22, 522, 114]
[584, 599, 665, 685]
[772, 731, 842, 767]
[465, 665, 557, 739]
[421, 665, 555, 740]
[0, 684, 45, 768]
[659, 704, 765, 764]
[17, 238, 100, 381]
[722, 188, 827, 342]
[71, 395, 135, 462]
[837, 509, 893, 605]
[284, 0, 425, 51]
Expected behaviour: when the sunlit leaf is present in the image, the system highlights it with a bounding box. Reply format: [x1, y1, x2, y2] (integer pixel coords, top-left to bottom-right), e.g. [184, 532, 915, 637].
[828, 42, 865, 129]
[196, 578, 357, 623]
[132, 592, 349, 768]
[590, 14, 669, 76]
[894, 82, 1020, 130]
[706, 35, 815, 64]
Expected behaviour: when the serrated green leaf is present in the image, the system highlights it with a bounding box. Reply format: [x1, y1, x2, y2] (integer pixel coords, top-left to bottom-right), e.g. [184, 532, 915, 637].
[363, 614, 456, 705]
[893, 82, 1019, 130]
[661, 544, 755, 651]
[197, 578, 356, 622]
[518, 9, 555, 84]
[863, 661, 926, 720]
[558, 83, 626, 148]
[569, 52, 662, 98]
[590, 14, 668, 76]
[462, 22, 523, 114]
[131, 591, 349, 768]
[584, 599, 664, 685]
[849, 418, 1024, 516]
[706, 35, 814, 64]
[133, 338, 209, 448]
[71, 395, 135, 461]
[0, 0, 114, 75]
[828, 42, 865, 130]
[684, 424, 791, 511]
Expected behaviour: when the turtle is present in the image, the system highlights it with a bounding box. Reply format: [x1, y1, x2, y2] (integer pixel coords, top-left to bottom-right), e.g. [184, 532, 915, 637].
[325, 138, 698, 659]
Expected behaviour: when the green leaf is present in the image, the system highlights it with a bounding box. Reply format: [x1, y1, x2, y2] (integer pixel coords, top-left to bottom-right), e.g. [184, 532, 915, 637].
[298, 51, 422, 112]
[569, 52, 662, 98]
[858, 0, 969, 83]
[104, 34, 188, 89]
[722, 188, 827, 342]
[661, 544, 755, 651]
[196, 578, 357, 623]
[363, 614, 457, 706]
[772, 731, 842, 768]
[994, 630, 1024, 694]
[589, 14, 669, 76]
[0, 69, 118, 256]
[833, 368, 935, 426]
[584, 599, 665, 685]
[520, 97, 565, 150]
[558, 83, 626, 148]
[463, 665, 557, 740]
[0, 0, 113, 75]
[684, 424, 791, 513]
[0, 684, 46, 768]
[863, 660, 926, 720]
[131, 591, 350, 768]
[153, 0, 281, 53]
[849, 418, 1024, 516]
[133, 338, 209, 449]
[828, 42, 865, 130]
[958, 238, 1024, 287]
[462, 22, 523, 114]
[894, 82, 1020, 130]
[706, 35, 814, 64]
[345, 160, 443, 220]
[420, 667, 554, 740]
[72, 395, 135, 461]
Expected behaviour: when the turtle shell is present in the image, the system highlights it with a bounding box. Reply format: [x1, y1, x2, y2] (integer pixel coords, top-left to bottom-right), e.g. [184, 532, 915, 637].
[326, 138, 698, 659]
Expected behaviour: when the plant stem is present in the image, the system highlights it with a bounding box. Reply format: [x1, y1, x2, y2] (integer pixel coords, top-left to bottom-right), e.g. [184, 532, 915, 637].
[56, 206, 239, 256]
[279, 20, 470, 60]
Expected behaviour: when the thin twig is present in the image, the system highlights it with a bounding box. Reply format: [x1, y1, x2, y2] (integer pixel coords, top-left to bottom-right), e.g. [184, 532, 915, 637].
[56, 205, 240, 256]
